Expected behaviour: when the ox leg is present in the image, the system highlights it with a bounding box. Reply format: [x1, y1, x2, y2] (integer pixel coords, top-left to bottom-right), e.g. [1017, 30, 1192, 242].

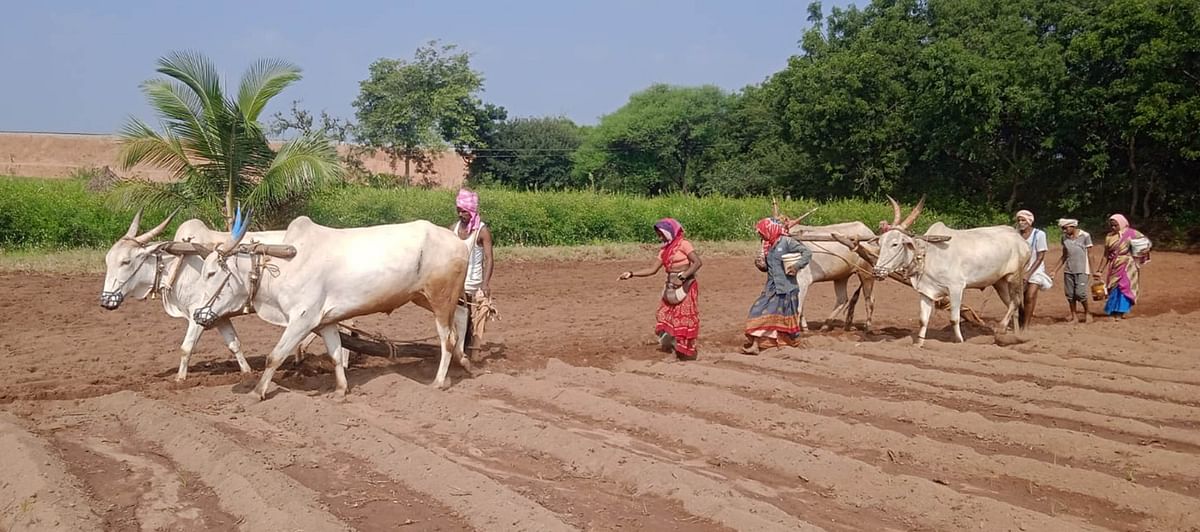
[435, 304, 470, 389]
[317, 325, 348, 398]
[949, 286, 966, 343]
[215, 320, 253, 374]
[254, 319, 318, 401]
[795, 267, 814, 332]
[823, 278, 849, 332]
[994, 279, 1013, 334]
[862, 277, 876, 332]
[916, 295, 934, 348]
[175, 320, 205, 382]
[993, 276, 1025, 336]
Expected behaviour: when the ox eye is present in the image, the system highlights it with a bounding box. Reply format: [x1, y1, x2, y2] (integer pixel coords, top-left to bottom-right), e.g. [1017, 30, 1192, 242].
[120, 259, 131, 265]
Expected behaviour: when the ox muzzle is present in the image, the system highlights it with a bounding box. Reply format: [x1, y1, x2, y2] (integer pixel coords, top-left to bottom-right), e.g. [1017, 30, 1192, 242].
[193, 306, 220, 329]
[99, 291, 124, 310]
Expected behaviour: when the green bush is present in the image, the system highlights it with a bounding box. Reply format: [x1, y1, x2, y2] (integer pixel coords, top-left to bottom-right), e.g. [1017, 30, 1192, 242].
[306, 185, 1008, 246]
[0, 176, 182, 249]
[2, 176, 1018, 249]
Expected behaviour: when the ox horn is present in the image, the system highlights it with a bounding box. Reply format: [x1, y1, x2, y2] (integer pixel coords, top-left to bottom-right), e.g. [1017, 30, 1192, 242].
[124, 207, 145, 239]
[221, 205, 252, 254]
[134, 207, 182, 245]
[886, 195, 902, 227]
[793, 206, 818, 224]
[900, 195, 926, 230]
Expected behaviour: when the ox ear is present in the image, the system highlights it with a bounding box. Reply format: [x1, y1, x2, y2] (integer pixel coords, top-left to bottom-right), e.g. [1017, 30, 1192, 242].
[134, 207, 181, 245]
[124, 207, 145, 239]
[886, 196, 902, 227]
[899, 195, 926, 230]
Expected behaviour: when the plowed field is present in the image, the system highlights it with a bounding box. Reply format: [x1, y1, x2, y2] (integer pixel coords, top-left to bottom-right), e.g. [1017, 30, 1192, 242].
[2, 252, 1198, 531]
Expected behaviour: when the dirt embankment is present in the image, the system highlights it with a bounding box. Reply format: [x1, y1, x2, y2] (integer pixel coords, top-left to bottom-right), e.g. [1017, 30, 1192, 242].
[0, 131, 467, 186]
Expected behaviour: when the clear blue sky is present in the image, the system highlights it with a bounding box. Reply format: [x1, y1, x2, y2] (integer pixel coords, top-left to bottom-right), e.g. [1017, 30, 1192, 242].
[1, 0, 854, 134]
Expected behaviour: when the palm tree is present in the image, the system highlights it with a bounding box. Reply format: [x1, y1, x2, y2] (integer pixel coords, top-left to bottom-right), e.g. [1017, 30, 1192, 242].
[113, 51, 343, 230]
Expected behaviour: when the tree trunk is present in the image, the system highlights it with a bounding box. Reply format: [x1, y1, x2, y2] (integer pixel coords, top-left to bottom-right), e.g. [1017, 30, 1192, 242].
[1128, 136, 1139, 216]
[678, 156, 689, 195]
[1006, 177, 1021, 214]
[225, 180, 235, 231]
[403, 156, 412, 183]
[1004, 142, 1020, 213]
[1142, 174, 1154, 219]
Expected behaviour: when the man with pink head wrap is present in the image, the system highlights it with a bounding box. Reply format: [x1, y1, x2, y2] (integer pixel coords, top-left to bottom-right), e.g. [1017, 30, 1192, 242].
[450, 188, 494, 358]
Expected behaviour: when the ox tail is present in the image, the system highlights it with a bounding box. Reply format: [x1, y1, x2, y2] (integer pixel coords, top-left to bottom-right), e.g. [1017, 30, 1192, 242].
[845, 284, 862, 325]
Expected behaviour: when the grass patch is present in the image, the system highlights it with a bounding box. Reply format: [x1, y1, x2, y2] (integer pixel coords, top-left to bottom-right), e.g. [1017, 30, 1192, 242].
[0, 247, 108, 274]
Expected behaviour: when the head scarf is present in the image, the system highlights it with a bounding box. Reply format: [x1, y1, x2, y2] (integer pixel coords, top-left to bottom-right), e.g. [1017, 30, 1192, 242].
[455, 189, 481, 233]
[756, 218, 786, 256]
[654, 218, 685, 265]
[1057, 218, 1079, 228]
[1109, 214, 1130, 233]
[1016, 210, 1035, 224]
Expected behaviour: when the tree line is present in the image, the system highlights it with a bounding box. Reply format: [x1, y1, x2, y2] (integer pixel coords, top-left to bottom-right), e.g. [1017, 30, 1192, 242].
[118, 0, 1199, 232]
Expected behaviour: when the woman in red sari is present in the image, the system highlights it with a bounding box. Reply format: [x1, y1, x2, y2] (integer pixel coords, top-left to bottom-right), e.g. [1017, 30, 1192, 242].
[619, 218, 703, 360]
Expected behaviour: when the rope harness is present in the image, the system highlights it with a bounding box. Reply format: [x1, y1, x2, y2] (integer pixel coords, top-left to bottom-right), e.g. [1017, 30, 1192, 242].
[194, 249, 276, 328]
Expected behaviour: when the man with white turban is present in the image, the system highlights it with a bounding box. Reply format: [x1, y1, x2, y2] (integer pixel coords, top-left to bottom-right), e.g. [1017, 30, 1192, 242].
[1016, 209, 1050, 328]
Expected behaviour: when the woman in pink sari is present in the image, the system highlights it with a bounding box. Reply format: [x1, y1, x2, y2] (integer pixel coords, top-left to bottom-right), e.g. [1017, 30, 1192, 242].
[1094, 214, 1150, 319]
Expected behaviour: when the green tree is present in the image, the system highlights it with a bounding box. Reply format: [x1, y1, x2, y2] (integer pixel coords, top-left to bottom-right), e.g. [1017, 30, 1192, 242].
[353, 41, 503, 182]
[573, 84, 733, 195]
[1063, 0, 1200, 219]
[469, 116, 584, 189]
[114, 51, 343, 230]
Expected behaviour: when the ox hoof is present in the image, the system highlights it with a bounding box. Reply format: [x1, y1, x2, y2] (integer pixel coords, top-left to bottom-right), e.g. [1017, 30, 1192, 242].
[328, 390, 347, 401]
[173, 374, 187, 383]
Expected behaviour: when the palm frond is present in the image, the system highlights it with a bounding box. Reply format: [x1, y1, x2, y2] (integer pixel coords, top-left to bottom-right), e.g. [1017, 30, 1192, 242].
[117, 119, 197, 177]
[246, 132, 343, 210]
[155, 51, 225, 121]
[237, 58, 302, 122]
[141, 79, 219, 156]
[108, 178, 191, 211]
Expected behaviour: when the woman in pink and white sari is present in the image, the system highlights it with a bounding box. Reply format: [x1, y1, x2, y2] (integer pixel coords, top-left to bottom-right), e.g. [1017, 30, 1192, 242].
[1094, 214, 1149, 319]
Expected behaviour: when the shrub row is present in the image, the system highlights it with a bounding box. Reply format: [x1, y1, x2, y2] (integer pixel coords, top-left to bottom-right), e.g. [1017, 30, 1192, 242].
[2, 176, 1014, 249]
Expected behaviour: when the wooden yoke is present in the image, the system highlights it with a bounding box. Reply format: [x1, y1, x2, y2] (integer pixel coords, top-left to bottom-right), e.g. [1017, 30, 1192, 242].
[235, 243, 297, 259]
[160, 241, 215, 256]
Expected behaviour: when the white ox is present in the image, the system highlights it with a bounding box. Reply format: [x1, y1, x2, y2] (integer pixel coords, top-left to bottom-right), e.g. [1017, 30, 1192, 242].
[873, 198, 1029, 347]
[100, 210, 287, 380]
[788, 221, 877, 331]
[191, 215, 472, 400]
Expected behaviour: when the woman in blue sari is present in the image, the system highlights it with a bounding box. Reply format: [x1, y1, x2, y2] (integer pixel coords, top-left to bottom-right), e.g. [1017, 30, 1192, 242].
[741, 218, 812, 355]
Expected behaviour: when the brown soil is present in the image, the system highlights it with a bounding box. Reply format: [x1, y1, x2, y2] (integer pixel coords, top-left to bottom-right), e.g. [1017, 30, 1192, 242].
[2, 253, 1199, 530]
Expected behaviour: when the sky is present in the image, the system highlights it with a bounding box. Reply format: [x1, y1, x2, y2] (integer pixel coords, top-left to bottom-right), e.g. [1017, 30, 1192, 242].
[0, 0, 854, 134]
